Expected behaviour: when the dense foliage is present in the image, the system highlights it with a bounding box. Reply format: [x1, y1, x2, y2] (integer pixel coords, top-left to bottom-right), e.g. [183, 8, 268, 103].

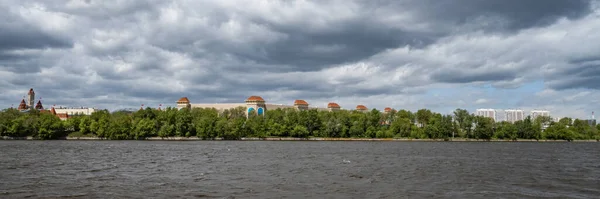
[1, 107, 599, 141]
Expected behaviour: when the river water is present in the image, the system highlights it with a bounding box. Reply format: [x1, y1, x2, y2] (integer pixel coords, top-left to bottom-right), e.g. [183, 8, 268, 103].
[0, 141, 598, 198]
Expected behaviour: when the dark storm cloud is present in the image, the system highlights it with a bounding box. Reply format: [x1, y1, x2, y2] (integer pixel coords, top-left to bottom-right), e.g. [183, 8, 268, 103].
[0, 54, 47, 74]
[218, 20, 438, 71]
[547, 63, 600, 90]
[0, 9, 72, 51]
[568, 55, 600, 65]
[0, 6, 71, 75]
[0, 52, 23, 61]
[169, 0, 593, 74]
[42, 0, 164, 20]
[402, 0, 592, 31]
[146, 14, 438, 73]
[431, 69, 517, 84]
[0, 0, 598, 113]
[0, 28, 70, 51]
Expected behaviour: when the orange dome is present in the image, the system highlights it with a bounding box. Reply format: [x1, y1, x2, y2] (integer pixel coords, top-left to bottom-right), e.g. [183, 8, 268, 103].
[384, 107, 392, 112]
[294, 99, 309, 105]
[327, 102, 340, 108]
[245, 96, 265, 102]
[28, 88, 35, 95]
[356, 105, 368, 110]
[177, 97, 190, 103]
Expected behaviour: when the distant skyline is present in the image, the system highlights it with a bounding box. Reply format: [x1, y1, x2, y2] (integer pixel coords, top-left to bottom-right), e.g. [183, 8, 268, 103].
[1, 0, 600, 119]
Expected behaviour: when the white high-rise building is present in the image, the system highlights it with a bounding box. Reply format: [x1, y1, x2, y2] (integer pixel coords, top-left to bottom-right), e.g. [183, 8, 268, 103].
[530, 110, 550, 121]
[553, 117, 560, 123]
[505, 109, 525, 123]
[476, 109, 497, 121]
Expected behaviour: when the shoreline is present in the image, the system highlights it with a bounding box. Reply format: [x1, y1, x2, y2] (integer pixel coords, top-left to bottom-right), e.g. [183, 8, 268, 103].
[1, 136, 598, 142]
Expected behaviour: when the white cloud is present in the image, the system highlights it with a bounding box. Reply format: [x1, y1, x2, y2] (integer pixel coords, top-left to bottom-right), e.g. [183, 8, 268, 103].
[475, 98, 489, 104]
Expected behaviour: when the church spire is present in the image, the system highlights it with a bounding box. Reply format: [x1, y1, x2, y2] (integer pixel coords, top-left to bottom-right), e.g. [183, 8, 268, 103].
[18, 99, 27, 110]
[35, 100, 44, 110]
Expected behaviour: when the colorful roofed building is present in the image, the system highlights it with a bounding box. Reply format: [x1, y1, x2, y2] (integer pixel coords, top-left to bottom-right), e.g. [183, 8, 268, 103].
[14, 88, 97, 117]
[176, 96, 341, 117]
[384, 107, 393, 113]
[356, 105, 368, 112]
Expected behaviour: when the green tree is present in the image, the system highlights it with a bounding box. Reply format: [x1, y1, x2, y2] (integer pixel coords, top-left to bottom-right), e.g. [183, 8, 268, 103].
[453, 109, 473, 138]
[35, 113, 65, 139]
[290, 125, 309, 138]
[495, 121, 517, 140]
[158, 123, 175, 137]
[175, 108, 194, 137]
[389, 118, 413, 137]
[416, 109, 433, 127]
[396, 109, 415, 122]
[106, 112, 132, 139]
[133, 118, 156, 139]
[194, 108, 219, 139]
[473, 116, 493, 140]
[543, 122, 574, 141]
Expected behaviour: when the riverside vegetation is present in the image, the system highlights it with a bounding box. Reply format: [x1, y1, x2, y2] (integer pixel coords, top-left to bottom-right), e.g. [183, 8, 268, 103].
[0, 107, 599, 141]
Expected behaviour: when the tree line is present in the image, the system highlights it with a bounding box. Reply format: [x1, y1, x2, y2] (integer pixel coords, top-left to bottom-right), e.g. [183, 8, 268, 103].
[0, 107, 599, 140]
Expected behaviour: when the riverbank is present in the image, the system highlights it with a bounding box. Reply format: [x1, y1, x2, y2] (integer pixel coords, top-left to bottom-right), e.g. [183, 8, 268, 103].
[1, 136, 598, 142]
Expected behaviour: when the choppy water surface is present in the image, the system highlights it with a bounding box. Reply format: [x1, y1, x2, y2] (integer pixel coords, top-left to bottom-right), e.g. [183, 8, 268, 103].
[0, 141, 599, 198]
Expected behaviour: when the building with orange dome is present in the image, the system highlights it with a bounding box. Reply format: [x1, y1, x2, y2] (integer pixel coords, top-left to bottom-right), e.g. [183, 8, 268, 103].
[356, 105, 368, 112]
[176, 96, 346, 116]
[384, 107, 394, 113]
[327, 102, 341, 111]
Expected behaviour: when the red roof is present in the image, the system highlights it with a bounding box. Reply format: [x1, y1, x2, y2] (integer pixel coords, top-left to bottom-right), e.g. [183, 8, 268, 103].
[35, 100, 43, 110]
[384, 107, 392, 112]
[177, 97, 190, 103]
[18, 99, 27, 110]
[294, 99, 309, 105]
[356, 105, 368, 110]
[56, 113, 69, 119]
[28, 88, 35, 95]
[327, 102, 340, 108]
[46, 107, 67, 119]
[245, 96, 265, 102]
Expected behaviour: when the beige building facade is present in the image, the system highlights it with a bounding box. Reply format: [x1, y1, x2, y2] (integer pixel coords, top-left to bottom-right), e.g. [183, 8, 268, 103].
[176, 96, 353, 116]
[53, 107, 97, 116]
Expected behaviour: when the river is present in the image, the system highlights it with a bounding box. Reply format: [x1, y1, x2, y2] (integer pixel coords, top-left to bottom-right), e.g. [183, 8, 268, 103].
[0, 141, 598, 198]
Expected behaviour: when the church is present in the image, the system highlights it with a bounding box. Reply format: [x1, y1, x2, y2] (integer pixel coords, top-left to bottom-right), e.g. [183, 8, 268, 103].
[17, 88, 43, 111]
[15, 88, 97, 120]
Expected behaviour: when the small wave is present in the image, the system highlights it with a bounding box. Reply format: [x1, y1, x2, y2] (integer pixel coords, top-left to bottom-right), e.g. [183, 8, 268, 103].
[190, 193, 220, 198]
[87, 166, 116, 173]
[348, 174, 363, 179]
[57, 193, 88, 198]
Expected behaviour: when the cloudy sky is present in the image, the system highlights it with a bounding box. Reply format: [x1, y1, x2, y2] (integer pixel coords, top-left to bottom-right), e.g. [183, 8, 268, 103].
[1, 0, 600, 119]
